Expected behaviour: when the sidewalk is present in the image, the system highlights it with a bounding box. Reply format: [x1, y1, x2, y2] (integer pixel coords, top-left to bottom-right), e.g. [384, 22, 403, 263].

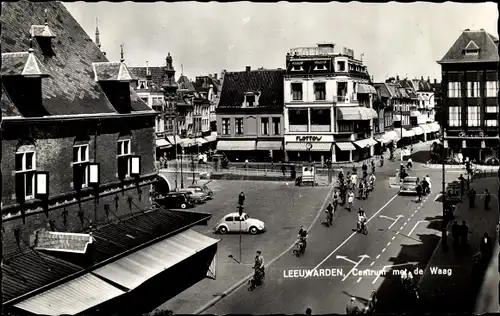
[417, 177, 499, 313]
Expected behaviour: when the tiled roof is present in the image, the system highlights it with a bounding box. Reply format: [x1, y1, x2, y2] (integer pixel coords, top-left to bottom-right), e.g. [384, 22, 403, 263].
[373, 83, 391, 98]
[177, 75, 197, 92]
[93, 62, 134, 82]
[2, 208, 211, 304]
[218, 69, 285, 108]
[1, 1, 150, 117]
[1, 51, 50, 77]
[30, 24, 56, 38]
[384, 82, 399, 98]
[438, 29, 499, 63]
[129, 66, 167, 92]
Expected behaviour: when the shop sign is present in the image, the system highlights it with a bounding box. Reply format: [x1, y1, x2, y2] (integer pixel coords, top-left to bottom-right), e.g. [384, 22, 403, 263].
[458, 132, 484, 138]
[296, 136, 322, 142]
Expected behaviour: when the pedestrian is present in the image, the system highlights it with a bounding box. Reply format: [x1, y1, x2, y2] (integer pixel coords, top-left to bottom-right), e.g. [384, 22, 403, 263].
[416, 183, 423, 202]
[238, 192, 245, 206]
[451, 220, 460, 250]
[305, 308, 312, 316]
[159, 154, 166, 169]
[244, 159, 249, 170]
[468, 188, 476, 208]
[480, 233, 492, 262]
[460, 221, 469, 247]
[458, 174, 465, 197]
[326, 203, 334, 226]
[484, 189, 491, 210]
[346, 297, 360, 314]
[281, 163, 286, 176]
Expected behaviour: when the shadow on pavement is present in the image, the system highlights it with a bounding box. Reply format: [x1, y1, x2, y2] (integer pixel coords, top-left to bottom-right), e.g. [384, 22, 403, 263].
[410, 149, 431, 164]
[373, 232, 440, 313]
[423, 215, 444, 232]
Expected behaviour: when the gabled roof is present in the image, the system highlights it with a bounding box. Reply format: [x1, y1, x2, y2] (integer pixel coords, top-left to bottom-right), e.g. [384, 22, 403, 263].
[218, 69, 285, 108]
[93, 62, 134, 82]
[373, 83, 391, 99]
[177, 75, 196, 92]
[1, 51, 50, 77]
[438, 29, 499, 64]
[1, 1, 150, 117]
[128, 66, 168, 92]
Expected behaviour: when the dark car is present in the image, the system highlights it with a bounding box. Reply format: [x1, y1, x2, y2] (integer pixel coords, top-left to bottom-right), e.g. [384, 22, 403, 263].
[188, 184, 214, 199]
[399, 176, 419, 195]
[155, 192, 194, 209]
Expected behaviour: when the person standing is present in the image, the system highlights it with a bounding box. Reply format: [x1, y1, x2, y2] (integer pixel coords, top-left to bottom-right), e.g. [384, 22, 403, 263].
[281, 163, 286, 176]
[468, 188, 476, 208]
[484, 189, 491, 210]
[458, 174, 465, 197]
[326, 203, 334, 227]
[416, 182, 423, 202]
[305, 308, 312, 316]
[238, 192, 245, 206]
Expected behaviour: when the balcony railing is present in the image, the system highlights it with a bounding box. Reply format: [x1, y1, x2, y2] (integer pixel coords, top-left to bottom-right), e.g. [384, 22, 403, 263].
[289, 125, 308, 132]
[310, 125, 331, 132]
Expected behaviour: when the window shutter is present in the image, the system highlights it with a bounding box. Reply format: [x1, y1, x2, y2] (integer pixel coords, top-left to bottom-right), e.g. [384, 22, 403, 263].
[15, 173, 25, 203]
[73, 165, 82, 191]
[118, 156, 127, 179]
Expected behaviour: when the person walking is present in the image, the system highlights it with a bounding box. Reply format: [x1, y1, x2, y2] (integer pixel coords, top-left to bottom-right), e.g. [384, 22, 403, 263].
[484, 189, 491, 210]
[305, 308, 312, 316]
[468, 188, 476, 209]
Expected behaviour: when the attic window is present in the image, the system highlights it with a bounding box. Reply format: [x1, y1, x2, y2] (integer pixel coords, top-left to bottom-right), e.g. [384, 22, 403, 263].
[138, 80, 147, 89]
[291, 62, 303, 71]
[314, 61, 327, 71]
[464, 40, 480, 56]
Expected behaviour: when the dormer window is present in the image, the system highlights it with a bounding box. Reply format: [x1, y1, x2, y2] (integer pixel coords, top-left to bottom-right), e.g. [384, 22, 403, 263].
[93, 62, 134, 113]
[291, 62, 303, 71]
[314, 61, 327, 71]
[246, 95, 255, 107]
[464, 40, 480, 56]
[337, 61, 346, 72]
[30, 10, 57, 56]
[138, 80, 147, 89]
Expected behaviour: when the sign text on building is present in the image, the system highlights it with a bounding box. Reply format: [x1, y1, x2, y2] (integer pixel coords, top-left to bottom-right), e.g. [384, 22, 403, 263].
[296, 136, 323, 142]
[458, 132, 484, 138]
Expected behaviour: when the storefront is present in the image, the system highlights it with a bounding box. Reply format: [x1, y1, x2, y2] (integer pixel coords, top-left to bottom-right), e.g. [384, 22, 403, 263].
[256, 140, 284, 162]
[285, 135, 334, 163]
[420, 124, 432, 141]
[335, 142, 356, 162]
[216, 139, 257, 161]
[395, 128, 415, 147]
[375, 130, 399, 153]
[429, 122, 440, 139]
[155, 138, 173, 159]
[353, 137, 378, 161]
[446, 133, 499, 163]
[412, 126, 425, 142]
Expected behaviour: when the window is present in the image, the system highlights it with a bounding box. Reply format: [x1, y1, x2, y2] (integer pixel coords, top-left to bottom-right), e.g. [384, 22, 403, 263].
[138, 80, 147, 89]
[467, 106, 480, 126]
[73, 144, 89, 188]
[486, 81, 498, 97]
[486, 106, 499, 113]
[314, 82, 326, 101]
[117, 139, 131, 179]
[235, 118, 244, 135]
[467, 82, 480, 98]
[141, 97, 148, 104]
[272, 117, 281, 135]
[292, 65, 302, 71]
[291, 83, 303, 101]
[448, 82, 461, 98]
[337, 61, 346, 72]
[316, 64, 325, 70]
[486, 120, 498, 127]
[246, 95, 255, 107]
[337, 121, 353, 133]
[15, 151, 36, 200]
[310, 109, 331, 130]
[261, 118, 269, 135]
[448, 106, 461, 127]
[222, 118, 230, 135]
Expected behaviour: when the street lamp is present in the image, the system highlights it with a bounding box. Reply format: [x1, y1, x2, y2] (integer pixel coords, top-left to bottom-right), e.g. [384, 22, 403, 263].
[441, 106, 448, 252]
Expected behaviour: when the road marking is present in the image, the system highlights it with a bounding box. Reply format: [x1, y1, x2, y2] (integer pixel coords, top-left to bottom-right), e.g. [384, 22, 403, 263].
[376, 254, 380, 259]
[312, 194, 398, 271]
[379, 215, 396, 221]
[387, 242, 391, 247]
[408, 220, 429, 237]
[341, 255, 370, 281]
[388, 215, 404, 229]
[403, 222, 407, 226]
[370, 261, 375, 266]
[336, 255, 357, 265]
[381, 248, 386, 252]
[400, 225, 404, 230]
[392, 236, 396, 240]
[410, 213, 414, 218]
[357, 277, 362, 283]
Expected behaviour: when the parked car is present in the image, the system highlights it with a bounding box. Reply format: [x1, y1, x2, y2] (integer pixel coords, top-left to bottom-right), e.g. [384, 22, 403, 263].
[154, 192, 194, 209]
[214, 212, 266, 235]
[399, 176, 419, 195]
[188, 184, 214, 199]
[177, 188, 208, 204]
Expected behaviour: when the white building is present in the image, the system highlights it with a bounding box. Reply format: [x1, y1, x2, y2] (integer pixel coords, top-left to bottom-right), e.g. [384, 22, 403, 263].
[283, 43, 378, 163]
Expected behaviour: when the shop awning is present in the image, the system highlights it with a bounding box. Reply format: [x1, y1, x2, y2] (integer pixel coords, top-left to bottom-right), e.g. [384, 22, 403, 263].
[167, 135, 183, 145]
[395, 128, 415, 138]
[156, 139, 172, 149]
[196, 137, 207, 145]
[357, 84, 377, 94]
[420, 124, 432, 133]
[204, 134, 217, 142]
[393, 114, 401, 121]
[429, 122, 440, 132]
[354, 138, 378, 148]
[337, 107, 375, 120]
[417, 115, 428, 124]
[412, 126, 424, 135]
[180, 138, 196, 147]
[285, 142, 332, 152]
[14, 273, 126, 316]
[383, 130, 398, 141]
[410, 111, 422, 117]
[336, 142, 356, 151]
[256, 141, 283, 150]
[217, 140, 256, 151]
[92, 229, 219, 291]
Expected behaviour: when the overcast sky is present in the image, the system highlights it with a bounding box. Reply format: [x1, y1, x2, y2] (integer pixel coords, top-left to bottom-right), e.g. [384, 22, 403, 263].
[64, 2, 498, 82]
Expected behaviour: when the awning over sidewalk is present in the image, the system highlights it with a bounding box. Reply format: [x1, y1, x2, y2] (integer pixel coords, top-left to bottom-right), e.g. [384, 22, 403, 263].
[395, 128, 415, 138]
[204, 133, 217, 142]
[429, 122, 440, 132]
[412, 126, 424, 135]
[196, 137, 207, 145]
[337, 107, 377, 120]
[357, 84, 377, 94]
[417, 115, 428, 124]
[410, 111, 422, 117]
[379, 130, 399, 144]
[156, 139, 172, 149]
[167, 135, 183, 145]
[217, 140, 256, 151]
[285, 142, 332, 152]
[92, 229, 219, 291]
[256, 141, 283, 150]
[420, 124, 432, 134]
[336, 142, 356, 151]
[14, 273, 126, 316]
[354, 138, 378, 148]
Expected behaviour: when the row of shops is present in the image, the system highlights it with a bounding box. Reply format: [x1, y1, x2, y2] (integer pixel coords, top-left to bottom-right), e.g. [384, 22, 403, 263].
[214, 122, 441, 163]
[156, 131, 218, 158]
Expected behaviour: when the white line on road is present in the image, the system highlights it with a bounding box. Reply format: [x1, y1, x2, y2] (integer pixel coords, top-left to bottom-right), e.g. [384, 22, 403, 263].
[387, 242, 391, 247]
[379, 215, 396, 221]
[370, 261, 375, 266]
[376, 254, 380, 259]
[388, 215, 404, 229]
[403, 222, 407, 226]
[408, 220, 428, 236]
[357, 277, 362, 283]
[312, 194, 398, 271]
[342, 255, 370, 281]
[336, 255, 358, 265]
[392, 236, 396, 240]
[382, 248, 386, 253]
[372, 263, 413, 284]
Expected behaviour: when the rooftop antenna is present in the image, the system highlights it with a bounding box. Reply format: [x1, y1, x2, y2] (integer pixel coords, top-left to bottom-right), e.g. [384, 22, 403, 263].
[120, 43, 124, 62]
[146, 60, 149, 75]
[181, 64, 184, 76]
[44, 8, 49, 25]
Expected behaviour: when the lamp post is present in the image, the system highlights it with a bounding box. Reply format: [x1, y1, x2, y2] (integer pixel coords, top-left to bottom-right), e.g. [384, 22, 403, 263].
[441, 107, 448, 252]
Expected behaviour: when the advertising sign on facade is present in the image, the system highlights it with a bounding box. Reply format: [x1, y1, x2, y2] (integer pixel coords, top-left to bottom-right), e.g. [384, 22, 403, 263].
[284, 135, 334, 143]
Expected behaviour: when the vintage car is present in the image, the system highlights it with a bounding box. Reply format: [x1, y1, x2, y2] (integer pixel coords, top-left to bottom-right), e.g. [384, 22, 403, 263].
[214, 212, 266, 235]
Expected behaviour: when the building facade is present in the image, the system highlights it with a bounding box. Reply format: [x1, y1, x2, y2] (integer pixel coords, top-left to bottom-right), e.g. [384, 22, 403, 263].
[216, 67, 285, 162]
[194, 74, 222, 133]
[438, 29, 499, 162]
[1, 2, 217, 314]
[283, 44, 379, 163]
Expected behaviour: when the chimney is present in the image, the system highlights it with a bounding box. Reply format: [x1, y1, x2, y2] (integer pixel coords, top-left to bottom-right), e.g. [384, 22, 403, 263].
[427, 76, 430, 82]
[246, 66, 251, 72]
[421, 76, 424, 80]
[370, 76, 374, 82]
[396, 75, 400, 81]
[434, 79, 437, 84]
[214, 73, 218, 79]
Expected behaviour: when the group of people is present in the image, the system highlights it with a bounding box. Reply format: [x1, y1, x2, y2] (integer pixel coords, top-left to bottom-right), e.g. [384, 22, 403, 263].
[334, 162, 377, 210]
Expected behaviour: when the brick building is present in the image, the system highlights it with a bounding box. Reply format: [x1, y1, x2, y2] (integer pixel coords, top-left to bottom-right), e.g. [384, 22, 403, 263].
[438, 28, 499, 162]
[216, 67, 285, 162]
[1, 2, 217, 315]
